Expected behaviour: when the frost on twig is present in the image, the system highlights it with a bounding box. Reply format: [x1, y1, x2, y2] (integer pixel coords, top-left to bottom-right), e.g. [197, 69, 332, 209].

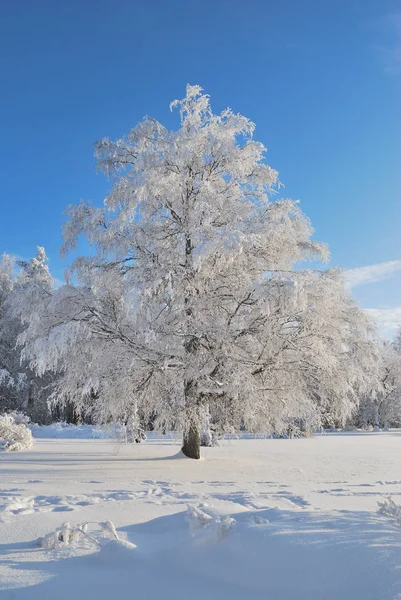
[378, 496, 401, 527]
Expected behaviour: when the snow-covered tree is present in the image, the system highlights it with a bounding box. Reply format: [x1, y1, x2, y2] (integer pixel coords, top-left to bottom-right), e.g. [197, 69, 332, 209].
[393, 327, 401, 354]
[0, 247, 55, 421]
[357, 340, 401, 429]
[19, 85, 376, 457]
[245, 268, 378, 432]
[0, 253, 22, 410]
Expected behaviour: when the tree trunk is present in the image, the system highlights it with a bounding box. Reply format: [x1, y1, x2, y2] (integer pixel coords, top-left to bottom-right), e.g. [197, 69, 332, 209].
[374, 403, 380, 428]
[181, 227, 200, 459]
[182, 421, 200, 459]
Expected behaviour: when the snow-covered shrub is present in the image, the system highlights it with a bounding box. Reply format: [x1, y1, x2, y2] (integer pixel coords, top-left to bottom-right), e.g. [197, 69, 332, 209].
[38, 522, 91, 549]
[378, 496, 401, 527]
[200, 427, 216, 447]
[7, 411, 30, 425]
[0, 368, 14, 388]
[37, 520, 136, 550]
[186, 505, 235, 541]
[124, 412, 147, 444]
[286, 422, 308, 439]
[186, 506, 214, 533]
[0, 413, 33, 451]
[100, 520, 120, 539]
[200, 410, 219, 447]
[342, 425, 359, 432]
[101, 418, 146, 444]
[272, 421, 314, 439]
[217, 516, 236, 539]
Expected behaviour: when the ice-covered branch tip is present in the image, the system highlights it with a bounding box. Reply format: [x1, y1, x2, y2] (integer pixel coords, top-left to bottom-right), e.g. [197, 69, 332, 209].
[378, 496, 401, 527]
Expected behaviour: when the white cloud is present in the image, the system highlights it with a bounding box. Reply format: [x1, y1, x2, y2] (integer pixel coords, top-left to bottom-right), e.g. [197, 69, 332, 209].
[365, 307, 401, 339]
[345, 260, 401, 288]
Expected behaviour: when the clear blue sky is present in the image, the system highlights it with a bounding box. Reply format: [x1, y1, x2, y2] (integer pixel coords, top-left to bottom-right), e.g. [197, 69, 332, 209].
[1, 0, 400, 334]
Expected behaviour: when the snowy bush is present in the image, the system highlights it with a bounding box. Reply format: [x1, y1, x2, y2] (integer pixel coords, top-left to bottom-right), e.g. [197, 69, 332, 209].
[200, 427, 218, 447]
[7, 411, 31, 425]
[37, 520, 136, 550]
[272, 421, 313, 439]
[200, 408, 219, 447]
[186, 506, 215, 532]
[124, 412, 147, 444]
[38, 522, 91, 549]
[378, 496, 401, 527]
[186, 505, 235, 541]
[0, 413, 33, 451]
[101, 419, 147, 444]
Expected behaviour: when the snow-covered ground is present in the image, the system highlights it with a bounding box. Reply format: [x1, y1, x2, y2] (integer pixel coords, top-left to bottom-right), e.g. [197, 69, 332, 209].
[1, 432, 401, 599]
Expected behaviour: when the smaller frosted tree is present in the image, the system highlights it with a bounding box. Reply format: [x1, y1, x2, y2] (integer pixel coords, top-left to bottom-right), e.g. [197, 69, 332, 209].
[394, 327, 401, 354]
[0, 253, 21, 410]
[1, 247, 55, 420]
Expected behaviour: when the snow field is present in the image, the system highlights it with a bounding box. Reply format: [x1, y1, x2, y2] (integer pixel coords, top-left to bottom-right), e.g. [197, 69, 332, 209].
[0, 432, 400, 599]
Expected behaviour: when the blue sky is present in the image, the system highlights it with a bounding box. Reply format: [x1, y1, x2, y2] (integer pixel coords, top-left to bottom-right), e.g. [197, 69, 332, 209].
[1, 0, 400, 336]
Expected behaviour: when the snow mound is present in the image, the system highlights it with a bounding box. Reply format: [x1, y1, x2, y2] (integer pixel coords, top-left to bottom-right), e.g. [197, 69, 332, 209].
[0, 413, 33, 451]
